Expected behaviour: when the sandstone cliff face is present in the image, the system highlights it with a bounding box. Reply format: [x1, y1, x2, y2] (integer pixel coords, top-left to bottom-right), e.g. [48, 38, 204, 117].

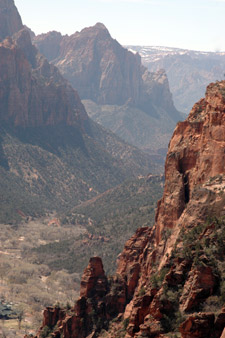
[0, 0, 88, 128]
[0, 29, 88, 128]
[33, 30, 63, 62]
[0, 0, 23, 41]
[33, 24, 180, 120]
[34, 24, 143, 107]
[155, 80, 225, 243]
[37, 81, 225, 338]
[33, 24, 182, 159]
[114, 81, 225, 338]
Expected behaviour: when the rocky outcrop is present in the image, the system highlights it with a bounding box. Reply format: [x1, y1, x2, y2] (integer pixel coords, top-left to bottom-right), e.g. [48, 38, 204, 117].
[179, 266, 217, 312]
[36, 257, 127, 338]
[155, 80, 225, 243]
[112, 82, 225, 337]
[0, 0, 23, 41]
[180, 312, 215, 338]
[80, 257, 108, 298]
[33, 30, 63, 61]
[179, 309, 225, 338]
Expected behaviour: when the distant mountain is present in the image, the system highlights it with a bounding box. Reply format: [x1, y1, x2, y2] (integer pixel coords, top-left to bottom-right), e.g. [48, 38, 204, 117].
[128, 45, 225, 113]
[0, 0, 157, 224]
[33, 25, 183, 157]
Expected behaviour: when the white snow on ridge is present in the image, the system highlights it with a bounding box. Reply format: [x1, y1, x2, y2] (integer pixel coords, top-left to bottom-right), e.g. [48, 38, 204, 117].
[125, 45, 225, 59]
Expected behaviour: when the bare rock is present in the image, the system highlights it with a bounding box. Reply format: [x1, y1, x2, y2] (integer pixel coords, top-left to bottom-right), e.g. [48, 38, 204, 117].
[80, 257, 108, 298]
[180, 266, 217, 312]
[179, 312, 215, 338]
[0, 0, 23, 41]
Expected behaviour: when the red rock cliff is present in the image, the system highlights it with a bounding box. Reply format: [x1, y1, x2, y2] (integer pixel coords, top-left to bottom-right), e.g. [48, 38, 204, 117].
[112, 81, 225, 338]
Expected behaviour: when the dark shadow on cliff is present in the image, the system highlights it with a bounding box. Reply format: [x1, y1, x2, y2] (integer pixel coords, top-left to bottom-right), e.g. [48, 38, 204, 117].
[5, 124, 89, 158]
[0, 130, 9, 170]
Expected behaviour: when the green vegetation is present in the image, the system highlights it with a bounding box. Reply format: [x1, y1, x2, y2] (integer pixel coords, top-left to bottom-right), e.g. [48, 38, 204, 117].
[0, 220, 81, 337]
[83, 99, 177, 156]
[0, 121, 158, 224]
[39, 326, 51, 338]
[149, 217, 225, 335]
[150, 267, 170, 289]
[0, 174, 162, 336]
[174, 217, 225, 273]
[32, 175, 163, 274]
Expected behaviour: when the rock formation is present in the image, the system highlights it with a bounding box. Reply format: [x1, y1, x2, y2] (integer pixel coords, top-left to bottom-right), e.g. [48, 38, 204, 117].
[0, 29, 88, 128]
[36, 80, 225, 338]
[33, 24, 181, 120]
[36, 257, 127, 338]
[0, 0, 23, 41]
[32, 24, 182, 157]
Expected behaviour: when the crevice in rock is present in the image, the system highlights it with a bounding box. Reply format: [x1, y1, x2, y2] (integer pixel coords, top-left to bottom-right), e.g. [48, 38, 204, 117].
[178, 159, 190, 205]
[184, 173, 190, 204]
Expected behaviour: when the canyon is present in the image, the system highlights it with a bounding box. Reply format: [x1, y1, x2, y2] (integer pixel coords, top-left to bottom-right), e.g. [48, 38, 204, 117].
[0, 2, 224, 338]
[0, 0, 158, 224]
[35, 80, 225, 338]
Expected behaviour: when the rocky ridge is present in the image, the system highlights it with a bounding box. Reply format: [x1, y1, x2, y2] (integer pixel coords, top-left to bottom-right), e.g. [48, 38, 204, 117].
[32, 25, 182, 156]
[36, 81, 225, 338]
[33, 24, 180, 119]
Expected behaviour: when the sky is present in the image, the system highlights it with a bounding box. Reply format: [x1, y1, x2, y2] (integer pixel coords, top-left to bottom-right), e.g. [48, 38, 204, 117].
[14, 0, 225, 52]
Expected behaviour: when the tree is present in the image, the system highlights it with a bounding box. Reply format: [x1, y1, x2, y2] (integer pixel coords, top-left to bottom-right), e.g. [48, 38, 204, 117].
[17, 309, 24, 330]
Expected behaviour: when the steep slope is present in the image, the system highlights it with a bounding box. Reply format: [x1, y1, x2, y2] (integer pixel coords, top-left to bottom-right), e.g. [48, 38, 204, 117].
[0, 1, 157, 224]
[37, 81, 225, 338]
[33, 26, 182, 155]
[0, 0, 23, 40]
[129, 45, 225, 114]
[83, 69, 176, 156]
[30, 174, 164, 276]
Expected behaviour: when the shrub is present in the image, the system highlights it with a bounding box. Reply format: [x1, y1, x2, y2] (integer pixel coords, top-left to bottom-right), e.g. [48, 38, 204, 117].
[40, 326, 51, 338]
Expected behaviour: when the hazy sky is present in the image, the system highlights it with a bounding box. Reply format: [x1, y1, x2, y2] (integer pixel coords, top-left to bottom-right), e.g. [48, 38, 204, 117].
[15, 0, 225, 52]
